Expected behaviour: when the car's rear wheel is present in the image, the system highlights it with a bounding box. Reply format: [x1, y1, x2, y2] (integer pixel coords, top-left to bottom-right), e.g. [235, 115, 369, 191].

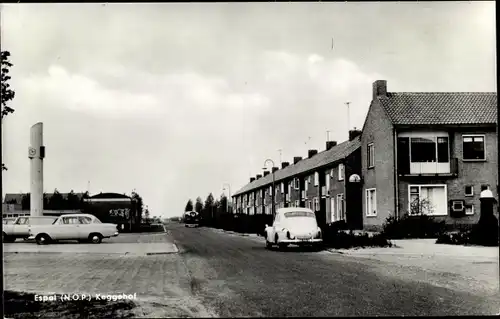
[36, 234, 51, 245]
[88, 233, 103, 244]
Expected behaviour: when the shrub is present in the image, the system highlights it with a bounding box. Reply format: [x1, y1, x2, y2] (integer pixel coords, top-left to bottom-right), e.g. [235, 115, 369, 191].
[436, 214, 499, 247]
[382, 199, 446, 239]
[323, 226, 392, 249]
[436, 230, 471, 245]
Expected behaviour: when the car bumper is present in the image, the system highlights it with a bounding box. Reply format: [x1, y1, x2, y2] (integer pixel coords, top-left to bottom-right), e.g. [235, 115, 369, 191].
[113, 232, 119, 237]
[28, 235, 35, 240]
[280, 238, 323, 244]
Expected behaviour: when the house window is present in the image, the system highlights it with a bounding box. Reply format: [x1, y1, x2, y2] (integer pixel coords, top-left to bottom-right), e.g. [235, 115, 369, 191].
[336, 193, 345, 221]
[465, 185, 474, 197]
[314, 197, 320, 211]
[365, 188, 377, 216]
[325, 172, 330, 190]
[305, 181, 309, 192]
[409, 136, 449, 163]
[281, 183, 284, 193]
[314, 172, 319, 186]
[367, 143, 375, 168]
[463, 135, 485, 160]
[294, 178, 300, 189]
[338, 164, 344, 181]
[269, 186, 272, 195]
[465, 204, 474, 215]
[398, 134, 450, 175]
[408, 185, 447, 216]
[330, 197, 336, 222]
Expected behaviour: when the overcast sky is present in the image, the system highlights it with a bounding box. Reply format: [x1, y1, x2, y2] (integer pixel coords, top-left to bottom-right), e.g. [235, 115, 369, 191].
[1, 2, 496, 217]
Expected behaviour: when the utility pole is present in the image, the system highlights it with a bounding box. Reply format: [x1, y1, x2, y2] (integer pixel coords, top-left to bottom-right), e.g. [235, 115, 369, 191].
[345, 102, 351, 133]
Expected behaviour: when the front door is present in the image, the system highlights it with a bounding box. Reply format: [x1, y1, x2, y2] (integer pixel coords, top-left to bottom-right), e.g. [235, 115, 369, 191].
[58, 216, 82, 240]
[78, 216, 93, 239]
[330, 198, 335, 223]
[12, 217, 29, 237]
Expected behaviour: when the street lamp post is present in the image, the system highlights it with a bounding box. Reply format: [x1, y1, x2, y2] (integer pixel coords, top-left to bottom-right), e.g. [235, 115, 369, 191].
[263, 159, 276, 216]
[223, 183, 231, 214]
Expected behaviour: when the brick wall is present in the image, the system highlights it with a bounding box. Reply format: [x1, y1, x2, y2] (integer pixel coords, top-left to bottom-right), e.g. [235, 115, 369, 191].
[361, 100, 396, 231]
[398, 128, 498, 226]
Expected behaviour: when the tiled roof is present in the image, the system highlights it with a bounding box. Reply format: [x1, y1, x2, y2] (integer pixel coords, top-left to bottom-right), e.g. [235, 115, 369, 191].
[3, 192, 86, 204]
[379, 92, 497, 125]
[233, 136, 361, 197]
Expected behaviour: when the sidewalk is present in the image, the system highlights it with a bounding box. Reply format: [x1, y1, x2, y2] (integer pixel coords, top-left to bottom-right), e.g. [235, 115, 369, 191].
[211, 228, 261, 238]
[329, 239, 499, 295]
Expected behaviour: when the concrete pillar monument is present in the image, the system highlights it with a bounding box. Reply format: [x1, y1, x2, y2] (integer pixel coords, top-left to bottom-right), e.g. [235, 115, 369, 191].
[28, 122, 45, 216]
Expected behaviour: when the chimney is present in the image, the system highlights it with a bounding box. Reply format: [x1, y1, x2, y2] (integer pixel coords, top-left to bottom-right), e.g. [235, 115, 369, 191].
[281, 162, 290, 169]
[256, 174, 262, 180]
[250, 177, 255, 183]
[372, 80, 387, 100]
[263, 170, 270, 176]
[326, 141, 337, 150]
[293, 156, 302, 164]
[308, 149, 318, 158]
[349, 128, 362, 141]
[272, 167, 279, 173]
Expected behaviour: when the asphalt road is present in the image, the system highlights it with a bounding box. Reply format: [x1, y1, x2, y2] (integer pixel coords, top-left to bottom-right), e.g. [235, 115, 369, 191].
[168, 223, 499, 317]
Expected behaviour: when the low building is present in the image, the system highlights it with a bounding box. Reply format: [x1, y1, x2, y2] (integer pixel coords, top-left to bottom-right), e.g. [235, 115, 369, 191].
[361, 80, 498, 231]
[232, 134, 362, 230]
[82, 192, 141, 232]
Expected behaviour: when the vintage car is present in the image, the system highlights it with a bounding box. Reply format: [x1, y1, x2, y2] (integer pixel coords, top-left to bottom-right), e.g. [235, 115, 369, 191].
[184, 211, 200, 227]
[28, 213, 119, 245]
[264, 208, 323, 249]
[3, 216, 58, 243]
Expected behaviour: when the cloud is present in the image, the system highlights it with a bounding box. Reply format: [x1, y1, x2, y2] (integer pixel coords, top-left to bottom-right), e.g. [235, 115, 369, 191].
[20, 65, 159, 116]
[4, 46, 388, 217]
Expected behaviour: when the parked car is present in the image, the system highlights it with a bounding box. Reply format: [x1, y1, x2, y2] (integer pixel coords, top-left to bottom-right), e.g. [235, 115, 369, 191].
[184, 211, 200, 227]
[3, 218, 17, 225]
[264, 208, 323, 249]
[28, 213, 119, 245]
[3, 216, 58, 243]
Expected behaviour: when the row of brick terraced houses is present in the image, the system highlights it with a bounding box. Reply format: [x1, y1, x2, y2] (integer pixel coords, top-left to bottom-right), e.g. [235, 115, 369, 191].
[231, 80, 498, 231]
